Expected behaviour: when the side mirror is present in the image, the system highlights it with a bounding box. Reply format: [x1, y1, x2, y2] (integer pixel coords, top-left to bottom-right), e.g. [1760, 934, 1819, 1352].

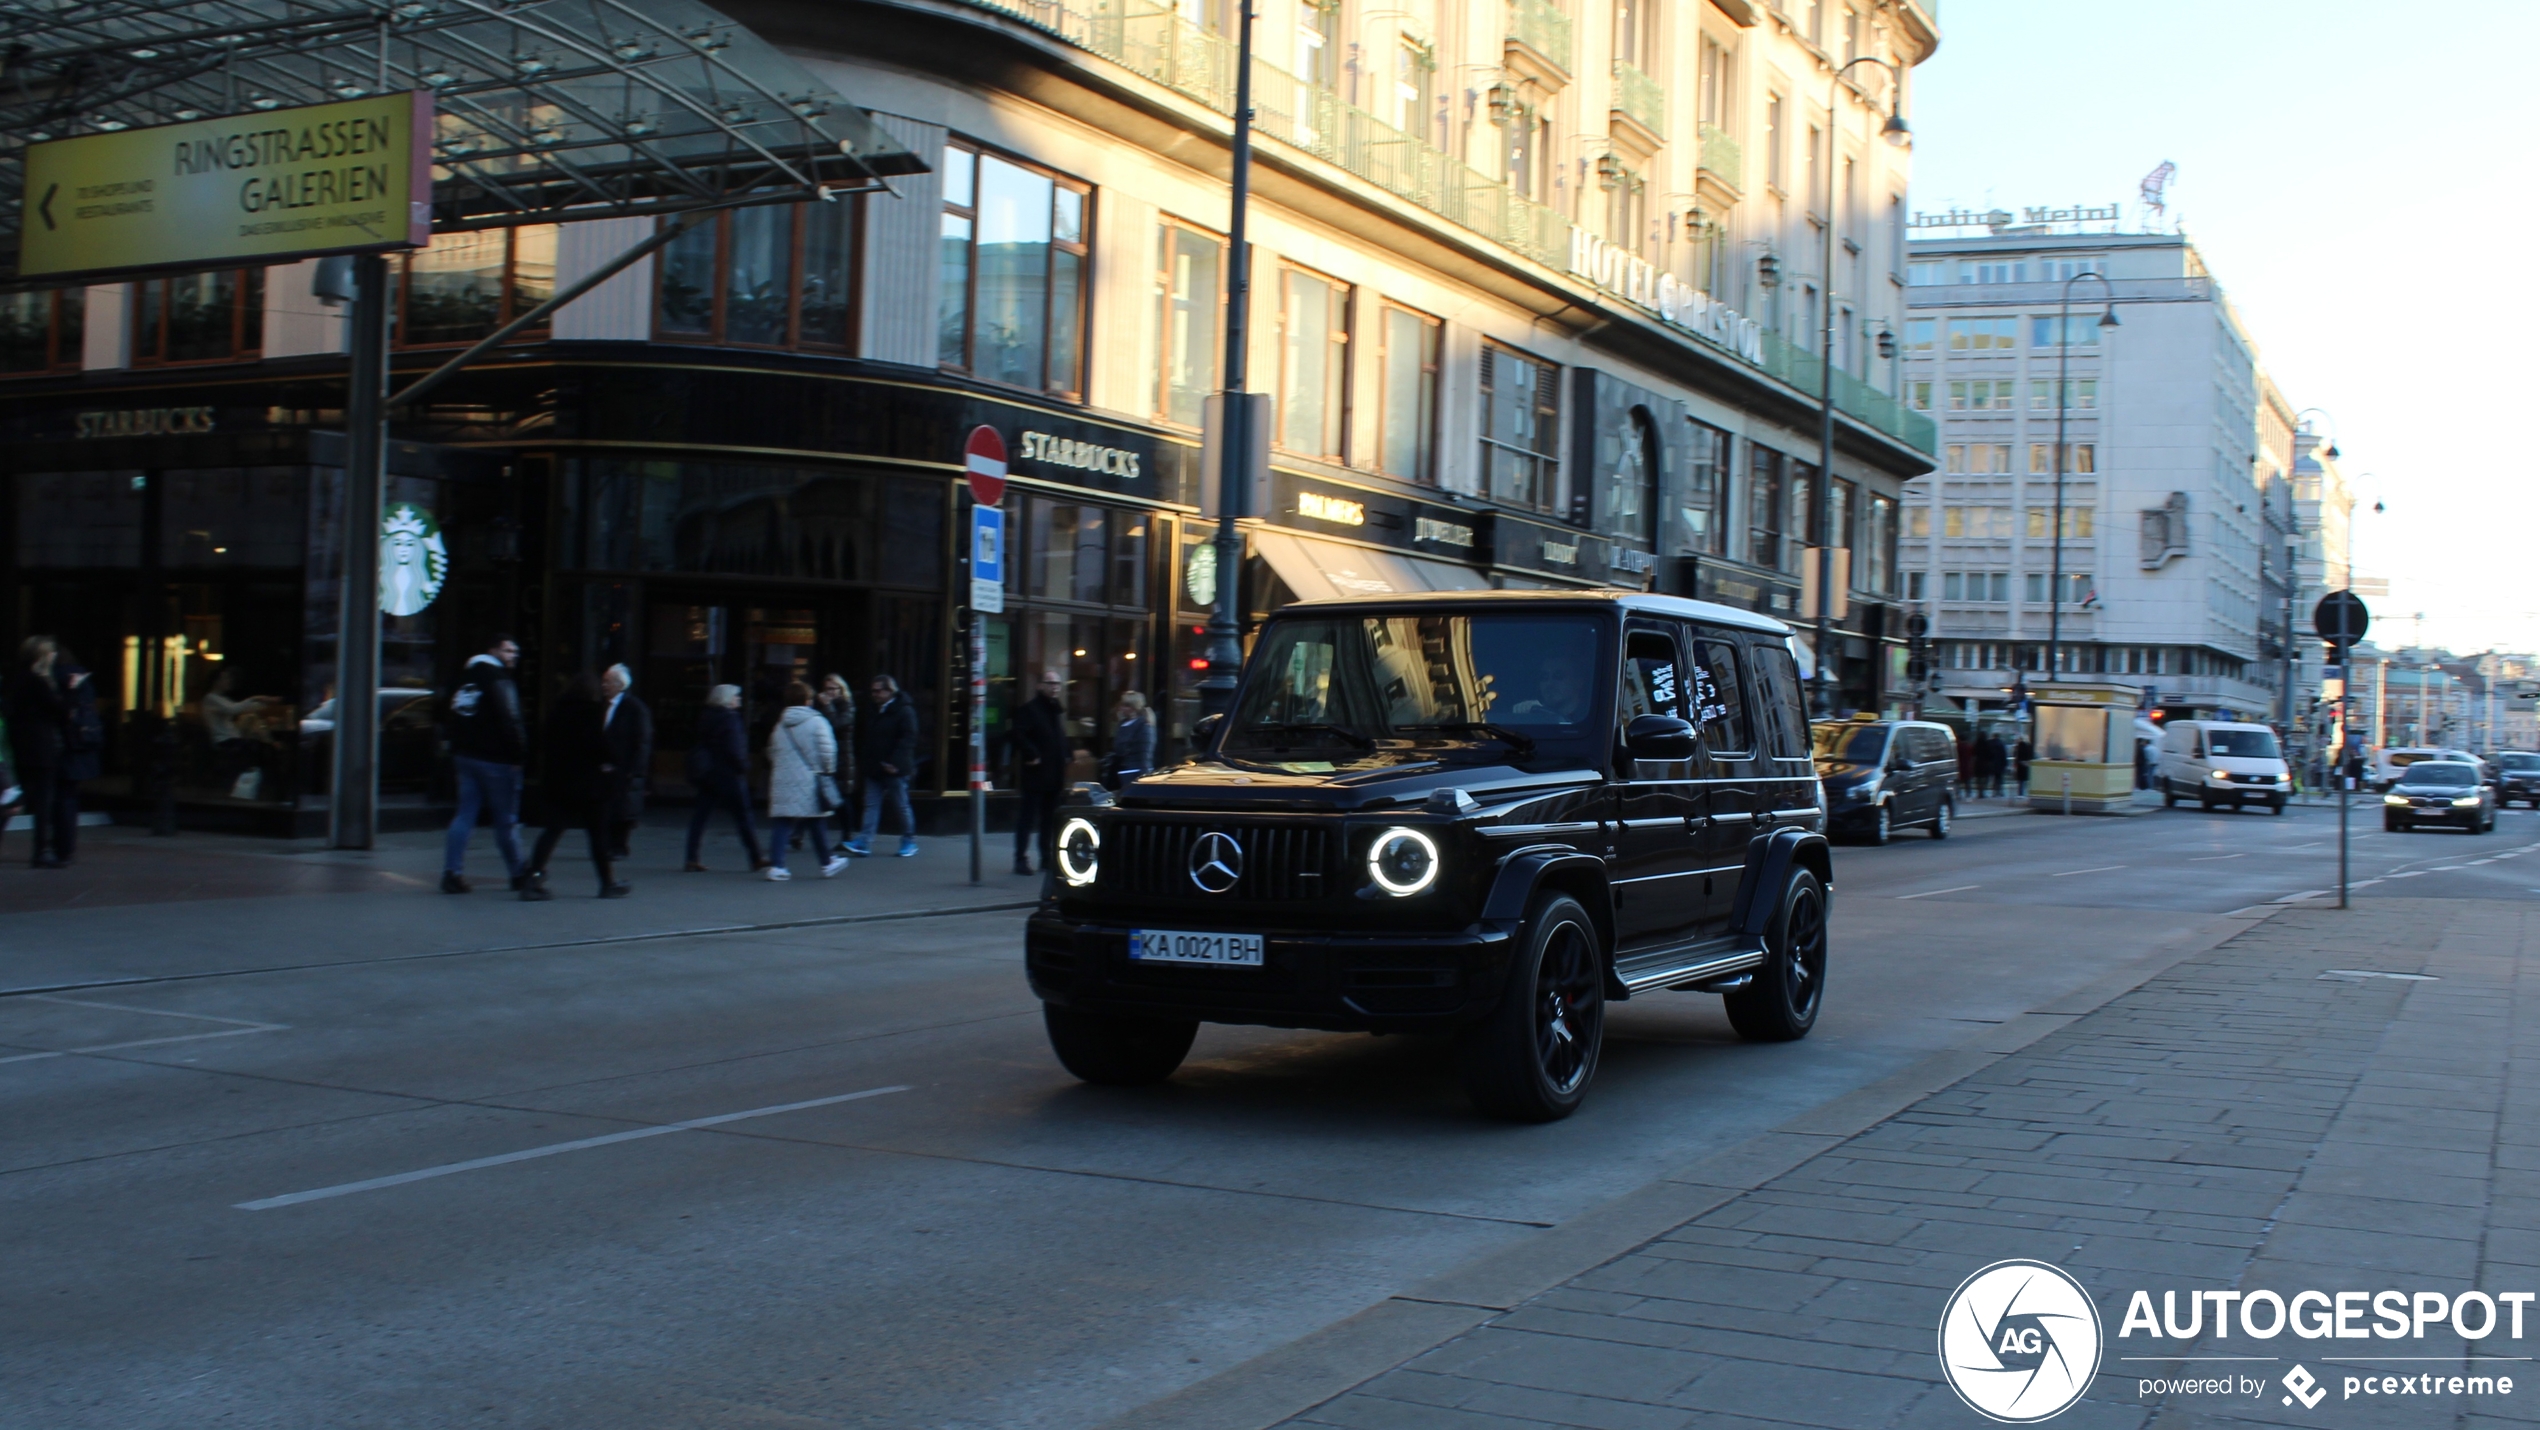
[1191, 713, 1225, 750]
[1624, 714, 1697, 761]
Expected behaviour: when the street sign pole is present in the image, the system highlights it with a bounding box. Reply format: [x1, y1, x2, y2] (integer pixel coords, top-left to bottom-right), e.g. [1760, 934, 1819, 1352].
[964, 427, 1009, 886]
[2315, 590, 2371, 913]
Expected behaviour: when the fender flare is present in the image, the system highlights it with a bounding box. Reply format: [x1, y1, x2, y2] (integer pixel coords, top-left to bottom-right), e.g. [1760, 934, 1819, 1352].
[1480, 845, 1614, 977]
[1725, 827, 1831, 937]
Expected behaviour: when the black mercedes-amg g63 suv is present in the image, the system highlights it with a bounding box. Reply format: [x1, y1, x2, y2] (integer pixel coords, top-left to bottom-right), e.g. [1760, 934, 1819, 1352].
[1024, 590, 1830, 1121]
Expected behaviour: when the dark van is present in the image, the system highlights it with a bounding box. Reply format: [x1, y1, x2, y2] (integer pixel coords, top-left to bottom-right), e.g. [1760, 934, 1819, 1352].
[1811, 718, 1960, 843]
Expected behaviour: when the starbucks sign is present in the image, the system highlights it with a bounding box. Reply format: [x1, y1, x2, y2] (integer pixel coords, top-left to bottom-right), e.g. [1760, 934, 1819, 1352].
[380, 503, 448, 617]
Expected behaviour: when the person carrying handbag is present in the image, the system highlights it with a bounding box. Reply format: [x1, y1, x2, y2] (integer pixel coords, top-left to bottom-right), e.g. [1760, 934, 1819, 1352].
[766, 680, 847, 881]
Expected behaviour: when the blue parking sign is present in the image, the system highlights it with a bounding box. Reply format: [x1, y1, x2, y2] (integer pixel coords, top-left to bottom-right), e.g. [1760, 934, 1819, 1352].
[970, 505, 1005, 613]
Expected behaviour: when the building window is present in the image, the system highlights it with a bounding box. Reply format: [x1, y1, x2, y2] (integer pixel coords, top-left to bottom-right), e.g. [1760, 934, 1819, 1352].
[133, 269, 264, 365]
[933, 144, 1089, 395]
[1942, 571, 2009, 602]
[1946, 317, 2018, 351]
[1152, 219, 1224, 427]
[2029, 377, 2098, 410]
[660, 203, 858, 352]
[0, 286, 85, 374]
[2031, 313, 2105, 347]
[1906, 569, 1925, 601]
[1701, 38, 1732, 132]
[2025, 572, 2092, 604]
[1906, 502, 1929, 538]
[1763, 91, 1785, 190]
[2038, 257, 2103, 283]
[1277, 266, 1350, 461]
[1479, 342, 1561, 513]
[1905, 317, 1935, 351]
[1961, 260, 2025, 284]
[403, 226, 560, 348]
[1297, 0, 1339, 87]
[2027, 443, 2097, 474]
[1395, 38, 1436, 140]
[1683, 419, 1732, 556]
[2026, 506, 2095, 538]
[1907, 261, 1944, 286]
[1907, 381, 1933, 411]
[1377, 304, 1441, 482]
[1604, 160, 1647, 252]
[1747, 446, 1785, 569]
[1947, 379, 2017, 411]
[1499, 97, 1552, 203]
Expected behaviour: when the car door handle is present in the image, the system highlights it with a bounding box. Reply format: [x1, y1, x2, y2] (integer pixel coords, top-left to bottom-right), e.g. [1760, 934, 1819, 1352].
[1683, 814, 1709, 833]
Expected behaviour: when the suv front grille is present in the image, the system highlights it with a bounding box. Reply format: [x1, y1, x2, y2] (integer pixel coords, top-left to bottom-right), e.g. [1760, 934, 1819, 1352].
[1099, 819, 1334, 902]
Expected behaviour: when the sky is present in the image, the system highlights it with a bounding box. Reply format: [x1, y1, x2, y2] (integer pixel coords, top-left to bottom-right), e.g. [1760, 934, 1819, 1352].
[1906, 0, 2540, 656]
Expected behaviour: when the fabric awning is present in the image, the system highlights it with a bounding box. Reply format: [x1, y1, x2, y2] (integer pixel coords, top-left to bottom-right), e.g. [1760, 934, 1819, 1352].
[1252, 530, 1487, 603]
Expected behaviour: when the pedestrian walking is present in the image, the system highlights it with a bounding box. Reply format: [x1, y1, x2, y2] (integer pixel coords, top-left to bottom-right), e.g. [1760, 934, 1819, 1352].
[1011, 670, 1067, 875]
[441, 635, 528, 894]
[766, 680, 848, 881]
[814, 673, 855, 845]
[848, 673, 921, 858]
[520, 674, 628, 899]
[1976, 732, 2007, 798]
[2, 636, 78, 869]
[49, 647, 102, 861]
[1105, 691, 1155, 790]
[0, 703, 19, 862]
[683, 684, 765, 872]
[2013, 735, 2034, 796]
[598, 663, 653, 859]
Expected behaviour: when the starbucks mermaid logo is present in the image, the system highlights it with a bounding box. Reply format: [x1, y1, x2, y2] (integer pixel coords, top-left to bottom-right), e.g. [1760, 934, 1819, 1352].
[380, 503, 448, 617]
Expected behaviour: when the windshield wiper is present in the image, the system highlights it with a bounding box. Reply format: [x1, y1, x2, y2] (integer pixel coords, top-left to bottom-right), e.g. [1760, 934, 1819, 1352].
[1241, 721, 1376, 750]
[1399, 721, 1537, 757]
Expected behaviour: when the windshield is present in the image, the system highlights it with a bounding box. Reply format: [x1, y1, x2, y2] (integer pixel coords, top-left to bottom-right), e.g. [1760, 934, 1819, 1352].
[2205, 729, 2280, 759]
[2500, 754, 2540, 771]
[2404, 763, 2478, 787]
[1225, 612, 1609, 769]
[1811, 722, 1887, 764]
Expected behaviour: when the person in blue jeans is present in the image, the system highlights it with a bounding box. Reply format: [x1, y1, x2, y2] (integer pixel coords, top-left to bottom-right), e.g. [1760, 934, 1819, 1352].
[441, 636, 528, 893]
[848, 672, 921, 857]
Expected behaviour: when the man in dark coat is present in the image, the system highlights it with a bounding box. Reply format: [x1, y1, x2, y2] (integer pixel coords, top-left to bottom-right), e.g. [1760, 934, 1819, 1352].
[48, 649, 103, 862]
[598, 663, 654, 859]
[683, 683, 764, 871]
[1011, 670, 1068, 876]
[3, 635, 78, 869]
[442, 635, 529, 894]
[520, 674, 626, 899]
[848, 673, 921, 858]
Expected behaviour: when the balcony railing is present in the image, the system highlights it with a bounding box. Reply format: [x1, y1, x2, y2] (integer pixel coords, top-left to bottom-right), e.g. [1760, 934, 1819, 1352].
[1611, 61, 1663, 135]
[1505, 0, 1574, 77]
[1697, 121, 1743, 192]
[957, 0, 1930, 453]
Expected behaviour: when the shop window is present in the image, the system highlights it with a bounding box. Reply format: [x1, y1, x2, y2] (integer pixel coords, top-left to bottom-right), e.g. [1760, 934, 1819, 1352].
[1747, 446, 1784, 569]
[1150, 218, 1223, 426]
[16, 471, 142, 567]
[657, 200, 859, 350]
[1277, 266, 1350, 461]
[1609, 408, 1659, 544]
[1020, 498, 1147, 609]
[0, 285, 85, 374]
[133, 269, 264, 365]
[1377, 304, 1440, 482]
[937, 143, 1088, 396]
[1681, 420, 1731, 556]
[565, 459, 941, 587]
[1479, 342, 1561, 514]
[397, 226, 558, 347]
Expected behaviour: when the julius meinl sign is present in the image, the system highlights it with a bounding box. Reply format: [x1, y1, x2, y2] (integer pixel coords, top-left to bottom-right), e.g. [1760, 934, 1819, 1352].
[18, 92, 432, 280]
[1938, 1259, 2531, 1423]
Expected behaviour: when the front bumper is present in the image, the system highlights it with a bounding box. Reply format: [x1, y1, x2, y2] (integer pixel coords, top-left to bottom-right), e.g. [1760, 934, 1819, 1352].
[1026, 910, 1516, 1033]
[2390, 802, 2482, 825]
[2201, 781, 2288, 803]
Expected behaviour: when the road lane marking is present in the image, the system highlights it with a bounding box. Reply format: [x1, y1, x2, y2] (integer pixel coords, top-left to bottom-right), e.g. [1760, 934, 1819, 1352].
[2285, 842, 2328, 851]
[1896, 884, 1980, 900]
[1, 995, 289, 1066]
[236, 1084, 910, 1211]
[2189, 853, 2246, 861]
[2387, 871, 2429, 879]
[2051, 865, 2128, 877]
[2271, 890, 2331, 903]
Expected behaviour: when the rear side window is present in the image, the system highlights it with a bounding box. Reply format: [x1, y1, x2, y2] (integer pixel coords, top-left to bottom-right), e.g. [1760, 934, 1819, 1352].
[1690, 637, 1750, 754]
[1913, 728, 1949, 764]
[1747, 642, 1809, 759]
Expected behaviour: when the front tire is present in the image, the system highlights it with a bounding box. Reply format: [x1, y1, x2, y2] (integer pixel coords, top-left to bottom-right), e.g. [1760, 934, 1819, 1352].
[1459, 894, 1604, 1122]
[1929, 799, 1953, 839]
[1725, 869, 1828, 1043]
[1043, 1005, 1198, 1086]
[1864, 802, 1891, 845]
[2162, 780, 2179, 808]
[2386, 814, 2407, 833]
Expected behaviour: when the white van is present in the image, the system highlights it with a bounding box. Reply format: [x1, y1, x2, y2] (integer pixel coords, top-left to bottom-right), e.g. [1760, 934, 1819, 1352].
[2158, 720, 2292, 814]
[2369, 746, 2482, 792]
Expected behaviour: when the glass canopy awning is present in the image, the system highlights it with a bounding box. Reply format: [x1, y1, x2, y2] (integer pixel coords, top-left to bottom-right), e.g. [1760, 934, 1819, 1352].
[0, 0, 927, 255]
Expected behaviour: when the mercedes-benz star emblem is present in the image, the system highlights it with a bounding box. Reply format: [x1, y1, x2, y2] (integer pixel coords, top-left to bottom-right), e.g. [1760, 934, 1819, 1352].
[1188, 831, 1244, 894]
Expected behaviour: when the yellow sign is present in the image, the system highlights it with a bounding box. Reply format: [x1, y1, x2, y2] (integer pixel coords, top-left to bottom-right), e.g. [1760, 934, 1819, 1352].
[19, 92, 432, 279]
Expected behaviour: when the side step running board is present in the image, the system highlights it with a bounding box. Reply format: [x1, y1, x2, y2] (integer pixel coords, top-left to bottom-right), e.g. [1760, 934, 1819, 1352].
[1618, 942, 1766, 994]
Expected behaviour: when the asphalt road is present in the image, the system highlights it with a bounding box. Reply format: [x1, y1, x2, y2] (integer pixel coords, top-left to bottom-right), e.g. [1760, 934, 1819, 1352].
[2, 797, 2523, 1428]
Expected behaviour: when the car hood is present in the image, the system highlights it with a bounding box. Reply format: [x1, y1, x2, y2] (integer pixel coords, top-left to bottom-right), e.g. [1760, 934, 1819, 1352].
[1117, 758, 1602, 813]
[2393, 781, 2480, 796]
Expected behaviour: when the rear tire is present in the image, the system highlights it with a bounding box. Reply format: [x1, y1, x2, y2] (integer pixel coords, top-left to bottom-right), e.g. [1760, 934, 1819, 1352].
[1043, 1005, 1198, 1086]
[1459, 894, 1604, 1122]
[1725, 869, 1828, 1043]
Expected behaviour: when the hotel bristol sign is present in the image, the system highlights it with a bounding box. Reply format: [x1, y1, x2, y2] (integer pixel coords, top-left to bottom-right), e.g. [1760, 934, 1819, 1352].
[1568, 230, 1764, 367]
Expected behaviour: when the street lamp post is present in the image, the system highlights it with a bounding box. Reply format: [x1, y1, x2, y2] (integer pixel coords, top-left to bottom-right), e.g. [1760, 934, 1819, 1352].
[2045, 271, 2119, 684]
[1198, 0, 1260, 719]
[1811, 57, 1909, 717]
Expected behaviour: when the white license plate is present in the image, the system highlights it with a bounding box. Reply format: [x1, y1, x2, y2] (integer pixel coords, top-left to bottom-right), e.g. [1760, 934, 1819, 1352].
[1129, 929, 1265, 967]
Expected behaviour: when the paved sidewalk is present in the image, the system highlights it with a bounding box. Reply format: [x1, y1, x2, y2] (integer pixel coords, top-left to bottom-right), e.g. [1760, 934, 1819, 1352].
[1164, 898, 2536, 1430]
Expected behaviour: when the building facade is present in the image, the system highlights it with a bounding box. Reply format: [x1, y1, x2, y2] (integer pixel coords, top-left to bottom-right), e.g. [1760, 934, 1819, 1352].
[1, 0, 1937, 833]
[1898, 226, 2305, 728]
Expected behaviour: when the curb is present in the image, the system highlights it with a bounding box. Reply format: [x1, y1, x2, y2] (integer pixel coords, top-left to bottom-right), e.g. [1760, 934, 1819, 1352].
[1102, 901, 2286, 1430]
[0, 899, 1043, 999]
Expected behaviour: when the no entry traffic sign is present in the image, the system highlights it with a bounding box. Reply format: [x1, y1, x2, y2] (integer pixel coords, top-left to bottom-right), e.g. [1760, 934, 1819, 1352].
[964, 425, 1008, 507]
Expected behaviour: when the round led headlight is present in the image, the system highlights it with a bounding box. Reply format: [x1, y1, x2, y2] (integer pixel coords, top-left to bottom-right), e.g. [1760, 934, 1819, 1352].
[1056, 817, 1101, 887]
[1368, 827, 1441, 897]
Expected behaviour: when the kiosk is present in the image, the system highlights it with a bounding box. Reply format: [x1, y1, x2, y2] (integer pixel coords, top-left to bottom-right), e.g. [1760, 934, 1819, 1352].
[2028, 680, 2142, 815]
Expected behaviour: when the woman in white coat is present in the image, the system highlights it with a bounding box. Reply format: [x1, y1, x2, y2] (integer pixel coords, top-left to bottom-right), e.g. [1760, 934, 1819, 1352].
[765, 679, 848, 880]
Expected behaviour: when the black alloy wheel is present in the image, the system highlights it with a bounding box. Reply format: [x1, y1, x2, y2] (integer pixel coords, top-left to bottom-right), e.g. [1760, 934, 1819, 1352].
[1459, 893, 1604, 1122]
[1929, 799, 1952, 839]
[1865, 802, 1891, 846]
[1725, 869, 1827, 1043]
[1043, 1005, 1200, 1086]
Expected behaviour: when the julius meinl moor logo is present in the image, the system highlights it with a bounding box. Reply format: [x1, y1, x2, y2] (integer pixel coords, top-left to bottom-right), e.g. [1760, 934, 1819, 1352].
[1939, 1262, 2533, 1421]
